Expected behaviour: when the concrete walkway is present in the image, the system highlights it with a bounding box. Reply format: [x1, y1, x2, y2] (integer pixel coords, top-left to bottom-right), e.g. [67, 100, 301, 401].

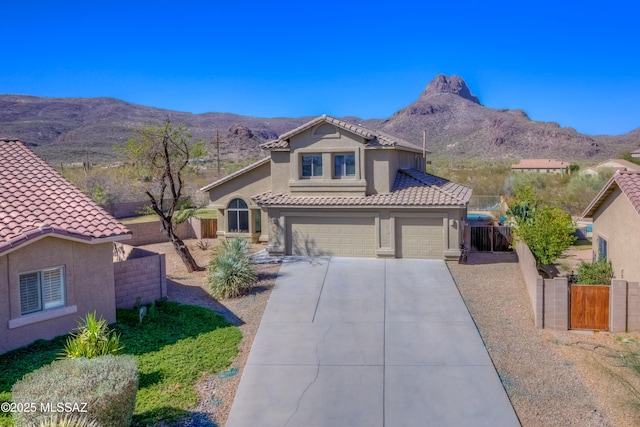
[226, 257, 520, 427]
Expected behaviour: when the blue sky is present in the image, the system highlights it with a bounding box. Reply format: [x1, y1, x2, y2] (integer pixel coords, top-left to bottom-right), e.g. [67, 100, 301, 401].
[2, 1, 639, 135]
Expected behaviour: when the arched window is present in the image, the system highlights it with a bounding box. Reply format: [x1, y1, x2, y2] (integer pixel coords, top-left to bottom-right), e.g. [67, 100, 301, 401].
[228, 198, 249, 233]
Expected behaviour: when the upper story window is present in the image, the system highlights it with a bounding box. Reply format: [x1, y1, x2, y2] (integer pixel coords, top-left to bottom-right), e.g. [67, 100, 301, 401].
[334, 154, 356, 177]
[20, 266, 65, 315]
[302, 154, 323, 178]
[228, 198, 249, 233]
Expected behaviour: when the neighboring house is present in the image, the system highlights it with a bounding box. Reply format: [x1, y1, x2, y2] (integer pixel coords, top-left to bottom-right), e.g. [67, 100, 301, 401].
[201, 115, 471, 260]
[0, 138, 131, 354]
[511, 159, 570, 174]
[631, 148, 640, 158]
[583, 159, 640, 176]
[581, 171, 640, 283]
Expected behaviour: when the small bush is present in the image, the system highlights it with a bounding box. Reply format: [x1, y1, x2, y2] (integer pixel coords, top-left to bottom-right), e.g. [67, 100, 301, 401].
[12, 355, 138, 427]
[60, 312, 122, 359]
[208, 238, 256, 299]
[577, 259, 614, 285]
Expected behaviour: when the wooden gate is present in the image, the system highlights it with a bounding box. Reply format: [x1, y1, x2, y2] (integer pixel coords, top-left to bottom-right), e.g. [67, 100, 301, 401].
[470, 226, 512, 252]
[200, 218, 218, 238]
[570, 285, 609, 330]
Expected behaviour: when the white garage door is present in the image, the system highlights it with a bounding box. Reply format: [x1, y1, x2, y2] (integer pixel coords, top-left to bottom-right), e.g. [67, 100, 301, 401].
[287, 217, 376, 257]
[396, 217, 444, 259]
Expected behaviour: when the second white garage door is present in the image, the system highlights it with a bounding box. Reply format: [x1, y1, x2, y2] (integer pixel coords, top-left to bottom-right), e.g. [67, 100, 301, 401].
[396, 217, 444, 259]
[287, 216, 376, 257]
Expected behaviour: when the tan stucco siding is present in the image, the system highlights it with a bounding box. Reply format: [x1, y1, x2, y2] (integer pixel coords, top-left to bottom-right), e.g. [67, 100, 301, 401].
[593, 188, 640, 282]
[271, 152, 290, 194]
[366, 150, 392, 194]
[207, 161, 271, 209]
[207, 162, 271, 241]
[286, 125, 367, 196]
[0, 238, 116, 354]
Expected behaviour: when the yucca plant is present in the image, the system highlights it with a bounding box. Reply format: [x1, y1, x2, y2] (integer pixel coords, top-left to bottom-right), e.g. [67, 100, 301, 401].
[31, 413, 99, 427]
[208, 238, 256, 299]
[60, 312, 122, 359]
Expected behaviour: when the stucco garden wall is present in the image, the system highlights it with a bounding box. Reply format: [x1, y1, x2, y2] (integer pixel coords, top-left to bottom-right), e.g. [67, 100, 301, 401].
[125, 218, 199, 246]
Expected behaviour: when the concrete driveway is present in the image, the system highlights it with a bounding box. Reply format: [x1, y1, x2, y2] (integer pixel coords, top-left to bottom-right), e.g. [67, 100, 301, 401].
[226, 257, 520, 427]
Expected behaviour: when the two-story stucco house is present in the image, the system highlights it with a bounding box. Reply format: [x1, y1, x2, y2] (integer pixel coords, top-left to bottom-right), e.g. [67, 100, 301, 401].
[201, 115, 472, 259]
[582, 171, 640, 283]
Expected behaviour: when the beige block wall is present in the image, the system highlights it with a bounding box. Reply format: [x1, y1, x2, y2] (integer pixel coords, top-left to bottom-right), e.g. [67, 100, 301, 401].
[126, 219, 197, 246]
[0, 238, 116, 354]
[114, 251, 167, 309]
[610, 280, 640, 332]
[593, 188, 640, 282]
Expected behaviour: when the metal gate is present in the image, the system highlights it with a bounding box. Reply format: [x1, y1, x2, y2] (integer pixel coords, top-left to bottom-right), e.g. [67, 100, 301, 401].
[470, 226, 512, 252]
[570, 285, 609, 330]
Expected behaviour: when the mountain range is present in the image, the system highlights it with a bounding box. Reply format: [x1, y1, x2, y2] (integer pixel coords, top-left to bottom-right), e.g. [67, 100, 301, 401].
[1, 75, 638, 164]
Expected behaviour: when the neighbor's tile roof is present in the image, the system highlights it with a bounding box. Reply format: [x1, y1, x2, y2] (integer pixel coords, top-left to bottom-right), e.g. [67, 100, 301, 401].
[260, 114, 424, 153]
[511, 159, 570, 169]
[586, 158, 640, 174]
[582, 171, 640, 218]
[252, 169, 471, 207]
[0, 138, 130, 254]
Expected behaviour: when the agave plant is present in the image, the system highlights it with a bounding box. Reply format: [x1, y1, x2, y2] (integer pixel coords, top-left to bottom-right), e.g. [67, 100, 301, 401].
[60, 311, 122, 359]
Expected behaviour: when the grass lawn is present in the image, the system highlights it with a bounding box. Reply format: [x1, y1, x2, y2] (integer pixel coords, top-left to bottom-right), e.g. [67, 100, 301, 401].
[120, 214, 159, 224]
[0, 301, 241, 427]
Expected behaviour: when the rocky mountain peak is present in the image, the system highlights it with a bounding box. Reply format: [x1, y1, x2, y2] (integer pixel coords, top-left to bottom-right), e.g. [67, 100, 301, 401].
[421, 74, 480, 104]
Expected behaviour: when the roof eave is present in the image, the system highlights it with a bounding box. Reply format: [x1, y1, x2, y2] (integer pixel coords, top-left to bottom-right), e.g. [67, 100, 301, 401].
[580, 175, 618, 219]
[200, 157, 271, 192]
[0, 229, 131, 257]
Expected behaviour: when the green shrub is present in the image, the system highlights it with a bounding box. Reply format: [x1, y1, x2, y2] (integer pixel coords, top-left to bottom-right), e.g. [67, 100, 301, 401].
[577, 259, 614, 285]
[29, 413, 99, 427]
[60, 312, 122, 359]
[11, 355, 138, 427]
[208, 238, 256, 299]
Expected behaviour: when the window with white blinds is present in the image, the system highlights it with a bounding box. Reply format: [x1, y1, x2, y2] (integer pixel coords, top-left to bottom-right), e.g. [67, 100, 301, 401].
[19, 266, 65, 315]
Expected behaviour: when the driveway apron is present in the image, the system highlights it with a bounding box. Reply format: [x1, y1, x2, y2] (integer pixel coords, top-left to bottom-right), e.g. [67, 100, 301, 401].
[226, 257, 520, 427]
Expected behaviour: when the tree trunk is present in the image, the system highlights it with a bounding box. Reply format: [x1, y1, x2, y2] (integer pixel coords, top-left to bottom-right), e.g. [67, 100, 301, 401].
[161, 218, 204, 272]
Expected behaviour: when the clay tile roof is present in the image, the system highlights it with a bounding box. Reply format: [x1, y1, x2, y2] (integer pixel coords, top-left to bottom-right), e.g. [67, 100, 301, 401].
[0, 138, 130, 254]
[615, 172, 640, 215]
[511, 159, 570, 169]
[582, 171, 640, 218]
[260, 115, 425, 154]
[252, 169, 471, 208]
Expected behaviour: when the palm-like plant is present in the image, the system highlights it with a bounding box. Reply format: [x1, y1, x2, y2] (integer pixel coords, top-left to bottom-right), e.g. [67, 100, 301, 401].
[60, 311, 122, 359]
[208, 238, 256, 299]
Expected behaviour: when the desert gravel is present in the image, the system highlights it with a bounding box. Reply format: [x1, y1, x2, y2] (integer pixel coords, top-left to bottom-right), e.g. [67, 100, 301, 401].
[449, 253, 640, 427]
[145, 241, 640, 426]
